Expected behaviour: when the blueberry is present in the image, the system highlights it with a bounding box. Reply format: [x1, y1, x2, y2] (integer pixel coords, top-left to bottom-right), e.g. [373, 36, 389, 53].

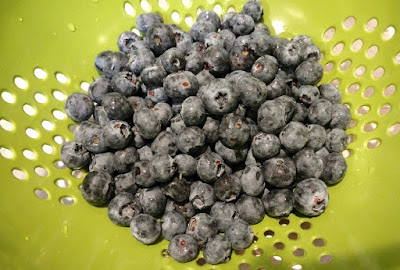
[246, 117, 259, 139]
[127, 96, 148, 112]
[146, 23, 176, 56]
[250, 31, 274, 57]
[257, 100, 286, 134]
[89, 152, 114, 175]
[295, 60, 323, 85]
[190, 21, 217, 43]
[271, 36, 289, 58]
[240, 165, 265, 196]
[203, 234, 232, 265]
[318, 83, 342, 104]
[219, 29, 237, 52]
[292, 34, 313, 46]
[161, 176, 190, 202]
[202, 116, 220, 144]
[114, 172, 138, 195]
[221, 12, 235, 30]
[325, 128, 348, 153]
[139, 186, 167, 218]
[294, 85, 320, 105]
[128, 48, 156, 75]
[168, 234, 199, 263]
[95, 51, 129, 78]
[229, 14, 255, 35]
[301, 44, 321, 61]
[80, 171, 115, 206]
[210, 202, 238, 232]
[233, 35, 253, 48]
[88, 76, 113, 105]
[215, 140, 248, 165]
[165, 200, 196, 221]
[203, 45, 230, 76]
[130, 213, 161, 244]
[146, 87, 168, 104]
[174, 154, 198, 177]
[103, 120, 132, 150]
[196, 70, 215, 87]
[128, 40, 149, 51]
[292, 102, 308, 122]
[204, 32, 224, 48]
[94, 106, 111, 126]
[159, 47, 186, 73]
[149, 153, 176, 183]
[108, 192, 142, 226]
[60, 141, 91, 170]
[279, 122, 309, 152]
[254, 22, 270, 34]
[197, 152, 226, 183]
[199, 78, 238, 115]
[293, 178, 329, 217]
[65, 92, 94, 122]
[174, 29, 193, 54]
[235, 195, 264, 224]
[136, 13, 164, 35]
[294, 148, 324, 179]
[164, 71, 199, 99]
[251, 133, 280, 160]
[102, 92, 133, 120]
[170, 114, 187, 134]
[147, 105, 170, 130]
[265, 74, 289, 99]
[133, 160, 156, 187]
[138, 145, 153, 161]
[233, 74, 268, 109]
[225, 219, 254, 250]
[186, 213, 218, 246]
[140, 65, 167, 88]
[131, 126, 146, 148]
[214, 173, 242, 202]
[230, 46, 255, 71]
[321, 153, 347, 185]
[316, 147, 330, 159]
[330, 104, 351, 129]
[117, 31, 142, 54]
[308, 99, 333, 125]
[306, 124, 327, 150]
[262, 189, 293, 217]
[161, 211, 187, 241]
[185, 51, 204, 74]
[245, 148, 259, 166]
[177, 127, 206, 155]
[74, 121, 108, 153]
[113, 146, 139, 174]
[133, 107, 161, 139]
[219, 113, 250, 148]
[241, 0, 263, 21]
[189, 42, 207, 54]
[181, 96, 206, 126]
[151, 130, 177, 156]
[197, 10, 221, 30]
[263, 157, 296, 188]
[276, 41, 302, 67]
[275, 95, 296, 121]
[251, 55, 278, 84]
[171, 98, 184, 114]
[189, 181, 216, 210]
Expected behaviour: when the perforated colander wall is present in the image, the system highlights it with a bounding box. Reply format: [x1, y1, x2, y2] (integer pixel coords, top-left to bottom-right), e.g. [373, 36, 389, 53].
[0, 0, 399, 269]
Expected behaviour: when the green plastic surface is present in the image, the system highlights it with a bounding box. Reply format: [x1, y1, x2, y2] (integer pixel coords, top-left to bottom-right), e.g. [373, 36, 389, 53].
[1, 0, 400, 269]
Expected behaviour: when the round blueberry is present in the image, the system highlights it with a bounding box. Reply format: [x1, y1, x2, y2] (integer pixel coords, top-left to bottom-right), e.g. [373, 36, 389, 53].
[94, 106, 111, 126]
[215, 140, 248, 165]
[240, 165, 265, 196]
[203, 116, 220, 144]
[139, 187, 167, 218]
[136, 13, 164, 35]
[80, 171, 115, 206]
[128, 48, 156, 75]
[186, 213, 218, 246]
[262, 188, 293, 217]
[108, 192, 142, 226]
[170, 114, 187, 135]
[74, 121, 108, 153]
[149, 153, 176, 183]
[306, 124, 327, 150]
[168, 234, 199, 263]
[230, 46, 255, 71]
[203, 45, 230, 77]
[210, 202, 238, 232]
[295, 60, 323, 85]
[65, 92, 94, 122]
[103, 120, 132, 150]
[221, 12, 235, 30]
[321, 153, 347, 185]
[279, 122, 309, 153]
[293, 178, 329, 217]
[257, 100, 287, 134]
[140, 65, 167, 88]
[251, 55, 279, 84]
[133, 160, 156, 188]
[89, 152, 114, 175]
[151, 130, 177, 156]
[330, 104, 351, 129]
[203, 235, 232, 265]
[214, 173, 242, 202]
[177, 127, 206, 155]
[219, 29, 237, 52]
[294, 148, 324, 179]
[199, 78, 238, 115]
[225, 219, 254, 250]
[114, 172, 138, 195]
[174, 29, 193, 54]
[251, 133, 280, 160]
[219, 113, 251, 148]
[250, 31, 274, 57]
[88, 76, 113, 105]
[130, 213, 161, 244]
[165, 200, 196, 221]
[96, 51, 129, 78]
[185, 50, 204, 75]
[235, 195, 264, 225]
[197, 152, 226, 183]
[325, 128, 348, 153]
[292, 102, 308, 122]
[164, 71, 199, 99]
[133, 107, 161, 139]
[60, 141, 91, 170]
[229, 14, 254, 35]
[275, 41, 302, 67]
[102, 92, 133, 120]
[146, 23, 176, 56]
[181, 96, 206, 126]
[174, 154, 197, 177]
[189, 181, 216, 210]
[308, 99, 333, 125]
[190, 21, 217, 43]
[241, 0, 263, 21]
[161, 176, 190, 202]
[295, 85, 320, 105]
[233, 74, 268, 109]
[161, 211, 187, 241]
[159, 47, 186, 73]
[117, 31, 142, 54]
[319, 83, 342, 104]
[197, 10, 221, 29]
[263, 157, 296, 188]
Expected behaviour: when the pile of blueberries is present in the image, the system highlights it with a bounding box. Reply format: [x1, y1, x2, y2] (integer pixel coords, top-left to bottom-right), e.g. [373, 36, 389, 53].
[61, 0, 350, 264]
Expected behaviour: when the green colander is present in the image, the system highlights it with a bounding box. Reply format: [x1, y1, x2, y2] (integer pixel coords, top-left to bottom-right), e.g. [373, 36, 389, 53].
[1, 0, 400, 269]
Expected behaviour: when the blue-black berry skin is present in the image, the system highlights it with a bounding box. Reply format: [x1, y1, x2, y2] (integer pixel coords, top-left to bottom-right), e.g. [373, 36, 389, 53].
[114, 172, 138, 195]
[89, 152, 115, 175]
[189, 181, 216, 210]
[210, 202, 238, 232]
[229, 14, 255, 36]
[151, 130, 178, 156]
[262, 188, 293, 217]
[117, 31, 142, 54]
[240, 165, 265, 196]
[263, 157, 296, 188]
[80, 171, 115, 207]
[74, 121, 108, 153]
[294, 148, 324, 180]
[321, 153, 347, 185]
[168, 234, 199, 263]
[215, 140, 248, 165]
[214, 173, 242, 202]
[88, 76, 113, 105]
[161, 176, 190, 202]
[161, 211, 187, 241]
[203, 235, 232, 265]
[251, 132, 280, 160]
[293, 178, 329, 217]
[233, 74, 268, 110]
[139, 186, 167, 218]
[103, 120, 132, 150]
[230, 46, 255, 72]
[159, 47, 186, 74]
[133, 107, 161, 140]
[102, 92, 133, 120]
[163, 71, 199, 99]
[235, 195, 264, 224]
[219, 113, 251, 148]
[199, 78, 238, 115]
[133, 160, 156, 188]
[279, 121, 309, 153]
[65, 92, 94, 122]
[136, 13, 164, 35]
[177, 127, 206, 156]
[241, 0, 264, 21]
[165, 200, 196, 221]
[197, 152, 226, 183]
[325, 128, 348, 153]
[181, 96, 206, 126]
[197, 10, 221, 29]
[308, 99, 333, 126]
[225, 219, 254, 250]
[186, 213, 218, 246]
[146, 23, 176, 56]
[108, 192, 142, 226]
[257, 100, 287, 134]
[306, 124, 327, 150]
[190, 21, 217, 43]
[140, 65, 167, 88]
[203, 45, 230, 77]
[130, 213, 161, 244]
[295, 60, 323, 85]
[174, 154, 197, 177]
[319, 83, 342, 104]
[251, 55, 279, 84]
[60, 141, 91, 170]
[330, 104, 351, 129]
[111, 71, 140, 96]
[128, 48, 156, 75]
[149, 153, 176, 183]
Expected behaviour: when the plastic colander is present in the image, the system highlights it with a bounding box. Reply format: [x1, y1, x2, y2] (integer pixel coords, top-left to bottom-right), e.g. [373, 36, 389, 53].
[1, 0, 400, 269]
